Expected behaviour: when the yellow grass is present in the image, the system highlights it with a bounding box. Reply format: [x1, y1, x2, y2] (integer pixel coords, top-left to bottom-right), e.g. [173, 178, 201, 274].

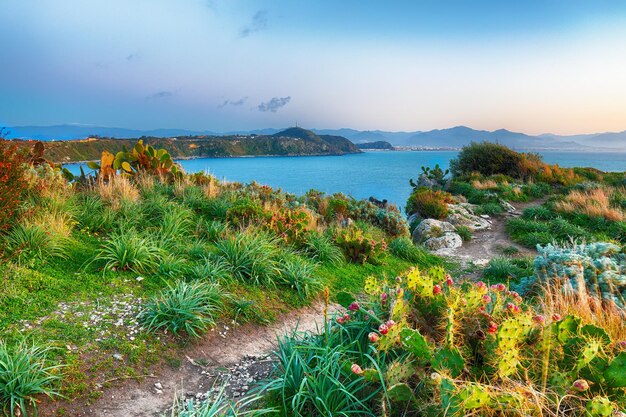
[96, 176, 140, 209]
[471, 179, 499, 190]
[555, 188, 624, 221]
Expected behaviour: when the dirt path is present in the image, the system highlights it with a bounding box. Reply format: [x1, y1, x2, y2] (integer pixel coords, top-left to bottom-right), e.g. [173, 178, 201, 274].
[446, 200, 544, 272]
[41, 301, 339, 417]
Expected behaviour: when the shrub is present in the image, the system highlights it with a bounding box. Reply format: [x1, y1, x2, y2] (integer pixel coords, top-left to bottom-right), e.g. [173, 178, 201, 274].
[94, 231, 162, 273]
[521, 205, 555, 221]
[213, 232, 279, 286]
[226, 197, 267, 227]
[277, 257, 322, 300]
[304, 232, 344, 265]
[556, 188, 624, 222]
[474, 202, 504, 216]
[203, 197, 231, 220]
[483, 256, 525, 281]
[0, 340, 61, 417]
[335, 226, 386, 264]
[0, 142, 30, 232]
[405, 187, 453, 220]
[76, 194, 113, 232]
[266, 208, 312, 244]
[140, 280, 224, 338]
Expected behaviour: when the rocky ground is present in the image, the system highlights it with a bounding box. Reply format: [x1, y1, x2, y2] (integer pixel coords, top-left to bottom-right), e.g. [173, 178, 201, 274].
[39, 301, 339, 417]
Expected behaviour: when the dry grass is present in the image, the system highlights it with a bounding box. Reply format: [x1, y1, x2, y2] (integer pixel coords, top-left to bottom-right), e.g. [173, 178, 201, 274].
[471, 179, 499, 190]
[96, 176, 140, 209]
[555, 188, 624, 221]
[538, 278, 626, 342]
[202, 180, 221, 199]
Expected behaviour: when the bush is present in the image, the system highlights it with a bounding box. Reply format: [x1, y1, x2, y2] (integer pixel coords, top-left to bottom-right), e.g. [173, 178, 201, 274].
[304, 232, 344, 265]
[140, 280, 224, 338]
[0, 141, 29, 231]
[335, 226, 386, 264]
[0, 340, 61, 417]
[474, 202, 504, 216]
[483, 256, 531, 281]
[406, 187, 453, 220]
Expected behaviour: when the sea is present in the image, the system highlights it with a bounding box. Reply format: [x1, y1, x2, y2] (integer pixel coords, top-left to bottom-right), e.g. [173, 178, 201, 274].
[66, 150, 626, 208]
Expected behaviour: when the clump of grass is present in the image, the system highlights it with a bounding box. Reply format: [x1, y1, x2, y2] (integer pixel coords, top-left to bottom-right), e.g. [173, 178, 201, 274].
[304, 232, 343, 265]
[140, 280, 224, 339]
[76, 193, 112, 232]
[0, 340, 62, 417]
[213, 232, 279, 286]
[388, 237, 440, 267]
[471, 179, 498, 190]
[483, 256, 518, 281]
[277, 257, 322, 300]
[455, 225, 472, 241]
[96, 176, 140, 210]
[171, 383, 272, 416]
[197, 220, 229, 242]
[556, 187, 624, 221]
[474, 202, 504, 216]
[93, 231, 162, 273]
[188, 257, 230, 282]
[4, 223, 69, 264]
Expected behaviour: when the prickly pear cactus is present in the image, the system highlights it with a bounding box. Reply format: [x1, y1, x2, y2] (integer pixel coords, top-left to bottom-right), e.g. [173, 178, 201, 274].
[534, 242, 626, 308]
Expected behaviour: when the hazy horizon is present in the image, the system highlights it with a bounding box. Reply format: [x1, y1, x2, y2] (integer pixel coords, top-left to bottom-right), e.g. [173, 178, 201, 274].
[2, 1, 626, 135]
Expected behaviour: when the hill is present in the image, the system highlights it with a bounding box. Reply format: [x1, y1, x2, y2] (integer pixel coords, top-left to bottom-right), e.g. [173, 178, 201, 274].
[13, 128, 361, 163]
[356, 141, 394, 150]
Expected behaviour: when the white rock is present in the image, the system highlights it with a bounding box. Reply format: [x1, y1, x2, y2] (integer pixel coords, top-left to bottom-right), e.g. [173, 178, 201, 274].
[412, 219, 457, 244]
[423, 233, 463, 251]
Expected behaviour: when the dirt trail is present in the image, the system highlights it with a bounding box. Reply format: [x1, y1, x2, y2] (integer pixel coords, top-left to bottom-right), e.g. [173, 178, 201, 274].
[447, 200, 544, 271]
[41, 301, 338, 417]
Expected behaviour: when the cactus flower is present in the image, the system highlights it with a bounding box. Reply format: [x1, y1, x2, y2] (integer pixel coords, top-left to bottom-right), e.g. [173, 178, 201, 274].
[351, 364, 363, 375]
[337, 316, 345, 325]
[506, 303, 520, 314]
[386, 319, 395, 328]
[396, 288, 404, 296]
[395, 276, 402, 283]
[378, 324, 389, 335]
[476, 281, 486, 290]
[496, 283, 506, 292]
[487, 322, 498, 334]
[381, 292, 388, 300]
[533, 315, 545, 324]
[368, 332, 380, 343]
[433, 285, 442, 295]
[445, 276, 454, 286]
[482, 295, 492, 304]
[348, 302, 360, 311]
[552, 313, 562, 321]
[343, 313, 351, 321]
[430, 372, 442, 381]
[572, 379, 589, 392]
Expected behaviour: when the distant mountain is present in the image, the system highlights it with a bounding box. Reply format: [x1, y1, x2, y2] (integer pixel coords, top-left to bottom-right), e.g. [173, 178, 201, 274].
[357, 141, 394, 150]
[5, 124, 626, 151]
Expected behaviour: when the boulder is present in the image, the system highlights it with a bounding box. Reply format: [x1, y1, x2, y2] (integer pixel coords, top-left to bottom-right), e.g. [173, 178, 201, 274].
[446, 203, 491, 232]
[412, 218, 457, 243]
[423, 233, 463, 251]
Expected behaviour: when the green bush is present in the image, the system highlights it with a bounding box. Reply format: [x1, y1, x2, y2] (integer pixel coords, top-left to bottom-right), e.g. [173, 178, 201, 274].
[140, 280, 224, 338]
[335, 226, 386, 264]
[474, 202, 504, 216]
[0, 340, 62, 417]
[406, 187, 452, 220]
[93, 231, 163, 273]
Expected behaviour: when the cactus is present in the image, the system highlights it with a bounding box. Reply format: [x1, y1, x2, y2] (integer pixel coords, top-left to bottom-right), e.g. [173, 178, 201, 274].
[400, 328, 432, 363]
[433, 347, 465, 378]
[386, 383, 413, 403]
[385, 361, 414, 386]
[604, 352, 626, 388]
[586, 397, 615, 417]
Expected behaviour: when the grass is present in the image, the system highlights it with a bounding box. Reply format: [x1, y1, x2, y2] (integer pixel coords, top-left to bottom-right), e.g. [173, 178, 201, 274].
[0, 340, 62, 417]
[483, 256, 533, 282]
[277, 257, 322, 300]
[140, 280, 225, 339]
[304, 231, 344, 265]
[388, 237, 442, 266]
[93, 231, 163, 273]
[4, 223, 69, 264]
[556, 187, 625, 222]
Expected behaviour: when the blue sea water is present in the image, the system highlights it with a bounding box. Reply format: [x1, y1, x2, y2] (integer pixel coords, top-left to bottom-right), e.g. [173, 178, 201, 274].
[66, 150, 625, 207]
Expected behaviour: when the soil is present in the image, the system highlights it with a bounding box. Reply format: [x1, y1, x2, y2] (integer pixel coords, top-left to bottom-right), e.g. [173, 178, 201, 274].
[39, 301, 340, 417]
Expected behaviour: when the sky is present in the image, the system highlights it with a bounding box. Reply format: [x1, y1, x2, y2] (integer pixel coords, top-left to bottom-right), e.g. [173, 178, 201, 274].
[2, 0, 626, 135]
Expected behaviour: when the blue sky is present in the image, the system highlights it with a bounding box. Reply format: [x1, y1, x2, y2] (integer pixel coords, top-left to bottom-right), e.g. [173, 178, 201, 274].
[2, 0, 626, 134]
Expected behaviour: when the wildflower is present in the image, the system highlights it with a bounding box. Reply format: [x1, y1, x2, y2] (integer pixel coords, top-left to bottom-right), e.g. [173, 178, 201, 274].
[445, 275, 454, 286]
[343, 313, 351, 321]
[482, 295, 492, 304]
[496, 283, 506, 292]
[430, 372, 442, 381]
[476, 281, 486, 290]
[381, 292, 388, 301]
[433, 285, 442, 295]
[351, 364, 363, 375]
[533, 315, 545, 324]
[378, 324, 389, 335]
[348, 302, 360, 311]
[552, 313, 562, 322]
[337, 316, 345, 325]
[395, 276, 402, 283]
[368, 332, 380, 343]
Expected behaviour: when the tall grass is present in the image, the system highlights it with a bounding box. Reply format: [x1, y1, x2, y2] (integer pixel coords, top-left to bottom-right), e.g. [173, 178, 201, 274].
[304, 232, 344, 265]
[0, 340, 62, 417]
[277, 257, 322, 300]
[171, 383, 273, 416]
[213, 232, 280, 286]
[96, 176, 140, 210]
[140, 280, 225, 339]
[388, 237, 440, 267]
[4, 223, 69, 263]
[556, 187, 624, 221]
[93, 231, 162, 272]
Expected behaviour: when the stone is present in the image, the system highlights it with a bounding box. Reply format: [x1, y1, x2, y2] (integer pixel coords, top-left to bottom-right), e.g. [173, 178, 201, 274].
[423, 233, 463, 251]
[445, 203, 491, 232]
[412, 219, 457, 244]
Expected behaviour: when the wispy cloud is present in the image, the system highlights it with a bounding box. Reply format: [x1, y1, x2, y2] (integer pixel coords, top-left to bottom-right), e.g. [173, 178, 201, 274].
[146, 90, 174, 100]
[258, 96, 291, 112]
[240, 10, 268, 38]
[218, 97, 248, 108]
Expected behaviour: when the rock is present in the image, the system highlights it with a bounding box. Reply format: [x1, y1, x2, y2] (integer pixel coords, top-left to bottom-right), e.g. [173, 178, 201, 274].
[112, 353, 123, 361]
[407, 213, 422, 228]
[423, 233, 463, 251]
[154, 382, 163, 390]
[412, 219, 457, 244]
[500, 200, 517, 213]
[446, 203, 491, 232]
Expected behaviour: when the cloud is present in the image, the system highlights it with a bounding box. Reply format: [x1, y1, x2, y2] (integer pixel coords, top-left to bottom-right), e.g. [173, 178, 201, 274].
[258, 96, 291, 112]
[126, 53, 139, 62]
[218, 97, 248, 108]
[146, 91, 174, 100]
[240, 10, 268, 37]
